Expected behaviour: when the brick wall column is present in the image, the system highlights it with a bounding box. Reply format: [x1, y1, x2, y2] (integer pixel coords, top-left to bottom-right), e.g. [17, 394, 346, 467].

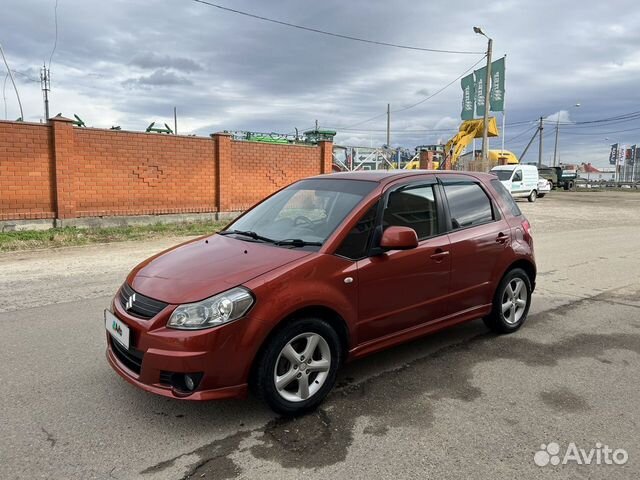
[319, 141, 333, 174]
[50, 116, 76, 221]
[212, 132, 233, 212]
[418, 150, 434, 170]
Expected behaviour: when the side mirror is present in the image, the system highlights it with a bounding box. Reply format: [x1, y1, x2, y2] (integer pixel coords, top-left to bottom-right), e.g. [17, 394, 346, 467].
[380, 226, 418, 251]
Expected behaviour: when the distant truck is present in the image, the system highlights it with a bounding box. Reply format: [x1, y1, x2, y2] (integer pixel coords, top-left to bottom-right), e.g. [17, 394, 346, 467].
[537, 166, 578, 190]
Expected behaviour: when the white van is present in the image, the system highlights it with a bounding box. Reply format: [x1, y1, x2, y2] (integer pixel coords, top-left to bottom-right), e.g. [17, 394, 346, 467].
[490, 164, 540, 202]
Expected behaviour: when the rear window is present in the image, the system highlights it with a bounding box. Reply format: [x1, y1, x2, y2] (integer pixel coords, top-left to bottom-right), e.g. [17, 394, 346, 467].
[490, 179, 522, 217]
[443, 182, 494, 229]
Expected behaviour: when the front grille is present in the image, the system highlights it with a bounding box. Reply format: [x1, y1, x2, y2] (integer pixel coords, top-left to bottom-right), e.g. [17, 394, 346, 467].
[110, 337, 144, 375]
[119, 283, 168, 319]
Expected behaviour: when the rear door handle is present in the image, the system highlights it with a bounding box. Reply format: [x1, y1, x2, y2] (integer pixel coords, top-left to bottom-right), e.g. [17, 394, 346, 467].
[496, 233, 509, 244]
[430, 249, 450, 262]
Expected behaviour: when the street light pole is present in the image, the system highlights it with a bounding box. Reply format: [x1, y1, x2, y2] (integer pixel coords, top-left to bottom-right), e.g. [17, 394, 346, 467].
[552, 103, 580, 167]
[474, 27, 493, 167]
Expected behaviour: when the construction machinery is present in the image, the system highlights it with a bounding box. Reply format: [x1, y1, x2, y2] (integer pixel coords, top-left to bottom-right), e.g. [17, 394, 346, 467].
[400, 118, 500, 170]
[443, 118, 499, 169]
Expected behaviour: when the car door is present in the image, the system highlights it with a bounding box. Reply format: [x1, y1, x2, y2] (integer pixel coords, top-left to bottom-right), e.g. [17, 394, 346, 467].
[437, 174, 511, 315]
[510, 168, 524, 196]
[354, 178, 451, 344]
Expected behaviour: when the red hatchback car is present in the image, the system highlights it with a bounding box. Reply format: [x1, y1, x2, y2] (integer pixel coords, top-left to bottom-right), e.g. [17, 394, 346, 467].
[105, 171, 535, 415]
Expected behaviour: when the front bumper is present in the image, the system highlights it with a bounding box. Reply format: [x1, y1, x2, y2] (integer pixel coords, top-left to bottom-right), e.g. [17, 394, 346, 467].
[104, 288, 266, 401]
[105, 340, 247, 400]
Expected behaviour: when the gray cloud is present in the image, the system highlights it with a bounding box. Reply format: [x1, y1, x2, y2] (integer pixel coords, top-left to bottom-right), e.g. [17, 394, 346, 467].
[1, 0, 639, 166]
[123, 69, 192, 88]
[130, 53, 203, 72]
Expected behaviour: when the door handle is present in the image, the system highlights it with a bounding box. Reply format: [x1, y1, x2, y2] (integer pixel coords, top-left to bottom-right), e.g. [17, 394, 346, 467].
[430, 249, 450, 262]
[496, 233, 509, 244]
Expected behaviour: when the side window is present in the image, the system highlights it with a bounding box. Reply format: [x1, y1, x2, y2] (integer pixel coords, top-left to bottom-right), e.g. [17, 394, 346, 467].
[443, 182, 494, 229]
[335, 202, 379, 260]
[490, 179, 522, 217]
[382, 185, 438, 240]
[513, 170, 523, 182]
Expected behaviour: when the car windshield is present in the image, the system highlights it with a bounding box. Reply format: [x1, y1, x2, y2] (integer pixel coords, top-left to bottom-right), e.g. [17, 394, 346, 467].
[223, 178, 377, 247]
[492, 170, 513, 181]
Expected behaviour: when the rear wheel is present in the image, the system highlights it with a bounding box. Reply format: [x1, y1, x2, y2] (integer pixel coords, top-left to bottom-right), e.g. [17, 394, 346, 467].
[483, 268, 532, 334]
[527, 190, 537, 202]
[253, 318, 341, 416]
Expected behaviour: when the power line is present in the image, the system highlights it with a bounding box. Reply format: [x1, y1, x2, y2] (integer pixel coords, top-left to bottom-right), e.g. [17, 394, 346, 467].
[333, 55, 486, 131]
[557, 126, 640, 136]
[391, 56, 486, 114]
[11, 70, 39, 83]
[190, 0, 484, 55]
[331, 118, 535, 134]
[48, 0, 59, 69]
[0, 42, 24, 120]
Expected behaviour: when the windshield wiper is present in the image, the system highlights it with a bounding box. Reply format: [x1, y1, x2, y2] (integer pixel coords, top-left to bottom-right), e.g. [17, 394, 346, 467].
[218, 230, 276, 243]
[275, 238, 323, 247]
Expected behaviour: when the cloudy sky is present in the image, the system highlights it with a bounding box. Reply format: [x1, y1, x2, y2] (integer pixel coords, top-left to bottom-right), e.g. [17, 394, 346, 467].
[2, 0, 640, 166]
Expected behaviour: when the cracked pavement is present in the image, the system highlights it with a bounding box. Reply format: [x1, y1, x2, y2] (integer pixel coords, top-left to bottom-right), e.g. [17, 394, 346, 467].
[1, 191, 639, 479]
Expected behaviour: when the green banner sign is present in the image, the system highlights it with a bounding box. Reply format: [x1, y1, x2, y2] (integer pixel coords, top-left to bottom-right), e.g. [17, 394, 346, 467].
[490, 56, 506, 112]
[474, 66, 487, 117]
[460, 73, 475, 120]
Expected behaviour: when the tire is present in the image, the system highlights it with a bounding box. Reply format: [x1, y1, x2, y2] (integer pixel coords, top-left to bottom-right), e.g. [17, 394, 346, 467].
[483, 268, 532, 334]
[568, 181, 575, 190]
[253, 318, 341, 416]
[527, 190, 537, 202]
[538, 193, 546, 198]
[549, 181, 555, 190]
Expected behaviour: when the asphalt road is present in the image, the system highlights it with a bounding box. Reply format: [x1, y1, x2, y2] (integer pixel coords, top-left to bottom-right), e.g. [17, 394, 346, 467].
[1, 191, 639, 480]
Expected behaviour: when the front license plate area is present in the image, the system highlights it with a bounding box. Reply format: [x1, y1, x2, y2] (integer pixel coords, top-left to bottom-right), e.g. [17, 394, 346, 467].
[105, 309, 130, 350]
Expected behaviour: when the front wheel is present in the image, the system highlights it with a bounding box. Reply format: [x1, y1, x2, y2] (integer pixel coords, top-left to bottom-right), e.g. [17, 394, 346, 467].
[528, 190, 537, 202]
[483, 268, 532, 334]
[253, 318, 341, 416]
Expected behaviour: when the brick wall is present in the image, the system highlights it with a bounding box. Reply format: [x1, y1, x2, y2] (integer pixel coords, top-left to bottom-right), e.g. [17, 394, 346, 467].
[0, 122, 56, 220]
[0, 118, 331, 223]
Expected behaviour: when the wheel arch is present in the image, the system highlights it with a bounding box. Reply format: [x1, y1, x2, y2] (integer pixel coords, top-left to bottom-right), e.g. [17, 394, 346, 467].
[248, 305, 350, 385]
[502, 258, 537, 291]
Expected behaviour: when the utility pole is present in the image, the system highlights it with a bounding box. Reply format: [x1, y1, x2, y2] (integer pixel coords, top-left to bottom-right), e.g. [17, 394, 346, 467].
[386, 103, 390, 147]
[552, 116, 560, 167]
[174, 106, 178, 135]
[482, 39, 492, 167]
[40, 64, 50, 121]
[473, 27, 492, 167]
[537, 116, 544, 167]
[553, 103, 579, 167]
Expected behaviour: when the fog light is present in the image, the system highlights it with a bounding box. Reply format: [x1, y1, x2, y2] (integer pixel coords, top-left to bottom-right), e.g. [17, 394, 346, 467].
[184, 374, 196, 391]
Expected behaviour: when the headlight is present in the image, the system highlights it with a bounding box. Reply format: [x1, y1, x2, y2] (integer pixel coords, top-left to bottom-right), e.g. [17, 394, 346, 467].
[167, 287, 254, 330]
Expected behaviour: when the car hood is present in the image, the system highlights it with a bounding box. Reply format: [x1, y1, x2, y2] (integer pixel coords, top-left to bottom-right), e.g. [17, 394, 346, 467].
[127, 234, 312, 304]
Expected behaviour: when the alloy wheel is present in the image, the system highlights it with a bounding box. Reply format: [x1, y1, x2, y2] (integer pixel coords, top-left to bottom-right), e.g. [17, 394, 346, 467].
[501, 278, 528, 325]
[273, 332, 331, 402]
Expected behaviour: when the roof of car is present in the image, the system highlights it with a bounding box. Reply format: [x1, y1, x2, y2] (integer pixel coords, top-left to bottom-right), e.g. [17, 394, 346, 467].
[314, 170, 491, 186]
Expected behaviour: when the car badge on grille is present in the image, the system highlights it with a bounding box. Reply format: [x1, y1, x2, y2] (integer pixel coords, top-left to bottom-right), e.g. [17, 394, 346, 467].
[125, 293, 136, 311]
